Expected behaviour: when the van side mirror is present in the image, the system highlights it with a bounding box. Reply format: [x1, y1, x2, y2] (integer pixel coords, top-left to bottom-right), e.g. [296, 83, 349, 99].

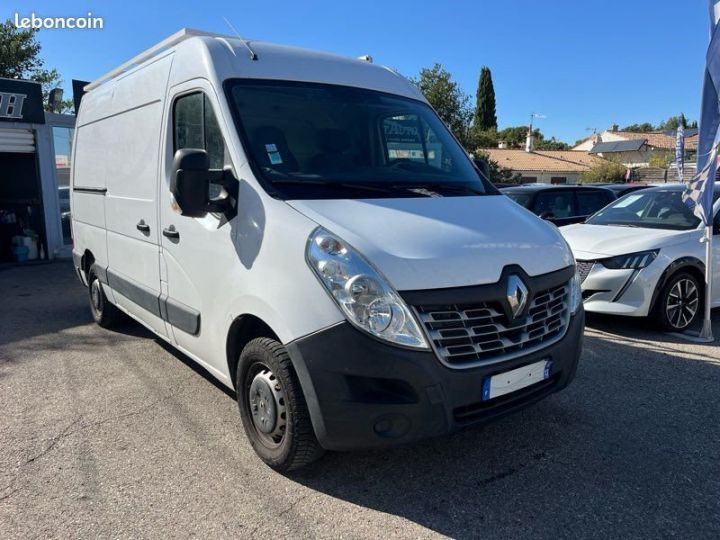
[539, 211, 556, 220]
[171, 149, 212, 218]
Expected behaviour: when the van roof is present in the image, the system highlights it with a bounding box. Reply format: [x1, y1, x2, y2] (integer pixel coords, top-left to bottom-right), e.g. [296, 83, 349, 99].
[85, 28, 424, 102]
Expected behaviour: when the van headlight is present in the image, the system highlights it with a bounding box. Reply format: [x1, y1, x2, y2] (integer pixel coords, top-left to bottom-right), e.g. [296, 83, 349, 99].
[306, 227, 428, 349]
[569, 269, 582, 314]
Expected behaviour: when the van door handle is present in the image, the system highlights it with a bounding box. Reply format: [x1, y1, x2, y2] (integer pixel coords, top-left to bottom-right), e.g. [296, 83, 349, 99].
[136, 220, 150, 233]
[162, 226, 180, 239]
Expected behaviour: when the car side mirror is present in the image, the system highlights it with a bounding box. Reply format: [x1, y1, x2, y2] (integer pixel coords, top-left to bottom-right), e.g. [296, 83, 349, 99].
[539, 211, 555, 220]
[171, 149, 212, 218]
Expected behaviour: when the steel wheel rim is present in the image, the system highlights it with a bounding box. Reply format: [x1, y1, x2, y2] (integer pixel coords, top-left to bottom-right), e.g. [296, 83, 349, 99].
[91, 279, 103, 312]
[247, 365, 287, 448]
[666, 278, 699, 330]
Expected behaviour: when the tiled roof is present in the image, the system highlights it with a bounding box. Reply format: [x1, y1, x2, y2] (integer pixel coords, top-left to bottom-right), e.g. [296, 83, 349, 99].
[482, 149, 606, 172]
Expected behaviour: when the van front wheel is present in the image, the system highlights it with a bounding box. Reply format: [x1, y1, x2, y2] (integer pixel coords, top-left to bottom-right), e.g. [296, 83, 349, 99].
[88, 269, 122, 328]
[236, 337, 324, 471]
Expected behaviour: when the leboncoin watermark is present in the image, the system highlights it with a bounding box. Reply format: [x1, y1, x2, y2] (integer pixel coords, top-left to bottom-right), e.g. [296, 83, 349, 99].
[14, 12, 104, 30]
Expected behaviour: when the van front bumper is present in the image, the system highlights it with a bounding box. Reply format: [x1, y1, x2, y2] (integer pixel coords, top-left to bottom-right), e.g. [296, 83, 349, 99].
[286, 310, 584, 451]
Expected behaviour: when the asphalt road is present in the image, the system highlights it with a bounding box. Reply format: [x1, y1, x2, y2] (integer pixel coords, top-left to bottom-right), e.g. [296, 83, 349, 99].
[1, 262, 719, 539]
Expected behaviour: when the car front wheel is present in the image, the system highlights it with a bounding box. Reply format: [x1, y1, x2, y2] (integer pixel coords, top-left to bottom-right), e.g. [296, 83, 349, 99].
[654, 271, 702, 331]
[236, 337, 324, 472]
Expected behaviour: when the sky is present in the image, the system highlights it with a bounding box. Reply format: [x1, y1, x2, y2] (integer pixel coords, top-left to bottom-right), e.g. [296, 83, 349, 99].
[6, 0, 712, 144]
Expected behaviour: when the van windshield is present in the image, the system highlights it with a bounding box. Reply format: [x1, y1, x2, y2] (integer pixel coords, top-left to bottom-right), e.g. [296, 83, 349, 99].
[227, 80, 494, 199]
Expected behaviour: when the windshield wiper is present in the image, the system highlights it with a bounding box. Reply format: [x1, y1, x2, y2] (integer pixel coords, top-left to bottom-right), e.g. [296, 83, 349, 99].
[389, 183, 485, 196]
[269, 179, 411, 196]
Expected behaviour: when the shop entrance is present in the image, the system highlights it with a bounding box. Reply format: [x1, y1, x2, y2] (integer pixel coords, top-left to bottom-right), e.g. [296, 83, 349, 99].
[0, 149, 46, 263]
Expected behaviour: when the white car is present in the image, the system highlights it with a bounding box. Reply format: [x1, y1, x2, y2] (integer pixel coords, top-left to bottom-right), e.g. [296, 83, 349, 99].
[561, 184, 720, 331]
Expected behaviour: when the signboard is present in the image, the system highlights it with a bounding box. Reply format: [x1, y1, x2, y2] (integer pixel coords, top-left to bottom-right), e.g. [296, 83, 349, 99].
[72, 79, 90, 115]
[0, 78, 45, 124]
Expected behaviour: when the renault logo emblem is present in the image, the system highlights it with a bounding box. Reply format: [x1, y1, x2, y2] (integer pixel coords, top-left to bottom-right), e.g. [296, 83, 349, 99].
[506, 274, 528, 319]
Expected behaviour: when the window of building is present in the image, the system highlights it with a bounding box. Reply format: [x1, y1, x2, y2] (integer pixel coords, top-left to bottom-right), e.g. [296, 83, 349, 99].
[522, 176, 538, 183]
[551, 176, 567, 185]
[52, 126, 74, 245]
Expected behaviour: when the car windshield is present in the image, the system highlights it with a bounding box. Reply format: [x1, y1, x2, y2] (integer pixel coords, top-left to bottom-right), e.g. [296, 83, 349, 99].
[505, 192, 532, 208]
[227, 80, 494, 199]
[586, 190, 716, 230]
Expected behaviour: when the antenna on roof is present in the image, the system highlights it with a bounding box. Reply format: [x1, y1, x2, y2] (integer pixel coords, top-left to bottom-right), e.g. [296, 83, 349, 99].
[223, 17, 258, 61]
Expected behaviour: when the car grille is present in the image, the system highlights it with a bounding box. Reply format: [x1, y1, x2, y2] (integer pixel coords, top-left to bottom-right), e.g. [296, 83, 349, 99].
[576, 261, 595, 284]
[414, 282, 571, 368]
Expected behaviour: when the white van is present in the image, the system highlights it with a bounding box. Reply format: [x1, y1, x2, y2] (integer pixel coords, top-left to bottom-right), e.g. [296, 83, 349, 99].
[71, 29, 584, 471]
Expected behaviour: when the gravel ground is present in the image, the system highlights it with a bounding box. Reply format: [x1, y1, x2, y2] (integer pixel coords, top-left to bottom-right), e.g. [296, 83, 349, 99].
[1, 262, 719, 539]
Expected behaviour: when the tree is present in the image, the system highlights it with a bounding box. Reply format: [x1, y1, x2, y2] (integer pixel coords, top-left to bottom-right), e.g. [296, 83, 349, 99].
[474, 67, 497, 132]
[467, 129, 499, 149]
[474, 150, 523, 184]
[413, 64, 472, 145]
[579, 160, 627, 183]
[535, 137, 571, 151]
[0, 19, 66, 111]
[622, 114, 698, 133]
[621, 122, 655, 132]
[497, 126, 535, 148]
[657, 113, 689, 131]
[648, 152, 672, 168]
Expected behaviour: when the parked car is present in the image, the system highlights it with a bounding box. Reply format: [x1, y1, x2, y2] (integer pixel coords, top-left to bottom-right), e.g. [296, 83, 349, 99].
[501, 184, 616, 226]
[71, 29, 584, 471]
[583, 182, 651, 198]
[561, 184, 720, 331]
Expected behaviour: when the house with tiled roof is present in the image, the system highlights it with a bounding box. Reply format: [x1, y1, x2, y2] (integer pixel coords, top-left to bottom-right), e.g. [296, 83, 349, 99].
[482, 148, 607, 184]
[573, 124, 697, 167]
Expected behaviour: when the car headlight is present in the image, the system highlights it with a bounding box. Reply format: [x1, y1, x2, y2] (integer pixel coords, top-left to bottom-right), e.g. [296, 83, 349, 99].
[306, 227, 429, 349]
[569, 269, 582, 314]
[599, 250, 658, 270]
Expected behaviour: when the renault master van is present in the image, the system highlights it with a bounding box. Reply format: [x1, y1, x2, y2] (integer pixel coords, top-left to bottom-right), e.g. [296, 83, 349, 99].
[71, 29, 584, 471]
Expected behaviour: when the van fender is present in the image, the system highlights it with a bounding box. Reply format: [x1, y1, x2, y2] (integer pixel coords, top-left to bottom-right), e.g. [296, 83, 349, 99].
[222, 294, 343, 441]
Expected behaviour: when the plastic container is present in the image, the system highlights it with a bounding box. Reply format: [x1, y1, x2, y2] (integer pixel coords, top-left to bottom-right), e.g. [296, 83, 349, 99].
[12, 245, 29, 263]
[22, 236, 38, 260]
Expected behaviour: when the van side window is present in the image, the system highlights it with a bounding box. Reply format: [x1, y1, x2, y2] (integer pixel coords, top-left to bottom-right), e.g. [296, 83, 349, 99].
[174, 92, 226, 170]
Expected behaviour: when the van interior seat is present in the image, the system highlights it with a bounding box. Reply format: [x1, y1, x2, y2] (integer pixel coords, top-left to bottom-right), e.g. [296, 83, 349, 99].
[252, 126, 299, 173]
[309, 128, 358, 174]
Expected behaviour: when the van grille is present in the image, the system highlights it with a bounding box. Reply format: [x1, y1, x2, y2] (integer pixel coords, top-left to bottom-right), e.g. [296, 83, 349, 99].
[414, 282, 570, 368]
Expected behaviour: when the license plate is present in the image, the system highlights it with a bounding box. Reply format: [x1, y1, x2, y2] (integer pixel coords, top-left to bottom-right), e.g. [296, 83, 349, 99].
[482, 360, 552, 401]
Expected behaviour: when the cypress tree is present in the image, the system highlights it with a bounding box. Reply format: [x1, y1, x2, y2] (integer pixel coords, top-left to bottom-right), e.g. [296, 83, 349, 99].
[475, 66, 497, 132]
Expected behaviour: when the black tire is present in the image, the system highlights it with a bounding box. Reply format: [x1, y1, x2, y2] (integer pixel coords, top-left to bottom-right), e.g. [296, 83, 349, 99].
[236, 337, 324, 471]
[653, 271, 703, 332]
[88, 268, 122, 328]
